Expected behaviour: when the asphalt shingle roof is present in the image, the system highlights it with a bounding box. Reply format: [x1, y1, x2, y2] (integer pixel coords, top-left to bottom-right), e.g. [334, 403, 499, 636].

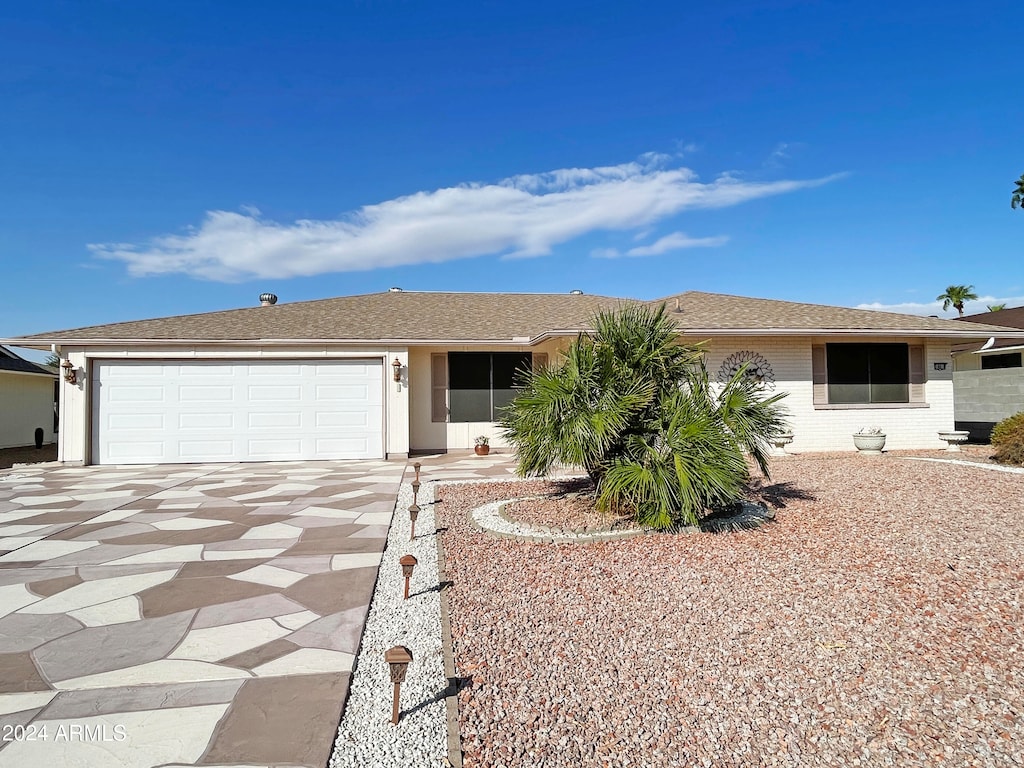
[6, 290, 1022, 345]
[0, 346, 57, 376]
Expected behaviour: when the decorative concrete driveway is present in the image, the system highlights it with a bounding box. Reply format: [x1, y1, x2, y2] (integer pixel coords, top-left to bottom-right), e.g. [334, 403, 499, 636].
[0, 459, 405, 768]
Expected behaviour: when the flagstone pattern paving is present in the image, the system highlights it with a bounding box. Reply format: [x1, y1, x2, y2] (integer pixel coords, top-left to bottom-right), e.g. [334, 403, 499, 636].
[0, 459, 409, 768]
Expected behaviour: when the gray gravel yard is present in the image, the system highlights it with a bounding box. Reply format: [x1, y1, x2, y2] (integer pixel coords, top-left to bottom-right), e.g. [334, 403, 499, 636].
[438, 454, 1024, 768]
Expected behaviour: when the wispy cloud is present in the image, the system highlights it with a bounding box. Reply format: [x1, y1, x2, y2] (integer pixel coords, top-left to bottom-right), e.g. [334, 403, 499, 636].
[593, 231, 729, 259]
[855, 296, 1024, 317]
[90, 155, 843, 282]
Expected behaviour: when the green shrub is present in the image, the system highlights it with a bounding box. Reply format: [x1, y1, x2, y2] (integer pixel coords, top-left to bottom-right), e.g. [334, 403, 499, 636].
[992, 412, 1024, 466]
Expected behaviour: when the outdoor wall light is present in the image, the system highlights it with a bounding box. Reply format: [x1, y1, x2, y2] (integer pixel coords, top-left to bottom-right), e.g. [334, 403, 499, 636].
[384, 645, 413, 724]
[408, 503, 420, 540]
[61, 359, 78, 385]
[392, 357, 403, 382]
[400, 554, 418, 599]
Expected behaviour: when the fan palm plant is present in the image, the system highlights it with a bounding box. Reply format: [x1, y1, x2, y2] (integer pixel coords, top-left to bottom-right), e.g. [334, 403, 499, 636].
[500, 303, 789, 529]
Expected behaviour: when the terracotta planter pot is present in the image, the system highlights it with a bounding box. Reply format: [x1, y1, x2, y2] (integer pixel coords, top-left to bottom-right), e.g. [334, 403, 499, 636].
[474, 445, 490, 456]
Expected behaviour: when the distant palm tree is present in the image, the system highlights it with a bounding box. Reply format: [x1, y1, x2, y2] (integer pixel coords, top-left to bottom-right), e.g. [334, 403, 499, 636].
[936, 285, 979, 317]
[1013, 174, 1024, 209]
[987, 303, 1007, 313]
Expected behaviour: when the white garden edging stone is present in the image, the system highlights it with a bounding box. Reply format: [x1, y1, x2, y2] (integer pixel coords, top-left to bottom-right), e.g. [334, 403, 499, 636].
[329, 480, 449, 768]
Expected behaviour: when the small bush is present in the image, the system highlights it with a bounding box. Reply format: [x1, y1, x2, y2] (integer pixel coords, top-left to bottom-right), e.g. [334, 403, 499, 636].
[992, 412, 1024, 466]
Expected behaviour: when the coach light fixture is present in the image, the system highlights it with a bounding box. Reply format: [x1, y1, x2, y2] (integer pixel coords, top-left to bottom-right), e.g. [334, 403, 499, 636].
[384, 645, 413, 724]
[61, 359, 77, 385]
[392, 357, 402, 381]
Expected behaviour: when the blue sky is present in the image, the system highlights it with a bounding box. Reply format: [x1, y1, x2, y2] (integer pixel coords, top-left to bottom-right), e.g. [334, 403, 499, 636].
[3, 0, 1022, 359]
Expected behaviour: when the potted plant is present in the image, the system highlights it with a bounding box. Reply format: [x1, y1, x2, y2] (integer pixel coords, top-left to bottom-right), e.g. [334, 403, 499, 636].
[474, 435, 490, 456]
[853, 427, 886, 455]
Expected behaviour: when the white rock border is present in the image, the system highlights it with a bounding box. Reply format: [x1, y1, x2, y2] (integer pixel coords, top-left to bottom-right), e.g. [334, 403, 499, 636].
[901, 457, 1024, 474]
[329, 479, 451, 768]
[470, 496, 647, 542]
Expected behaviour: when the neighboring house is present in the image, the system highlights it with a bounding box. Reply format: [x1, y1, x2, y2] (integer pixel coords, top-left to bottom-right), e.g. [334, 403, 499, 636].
[952, 307, 1024, 440]
[0, 345, 57, 450]
[4, 290, 1023, 465]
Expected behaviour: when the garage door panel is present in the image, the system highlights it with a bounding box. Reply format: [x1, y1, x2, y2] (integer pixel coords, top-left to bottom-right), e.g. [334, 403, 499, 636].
[178, 365, 237, 377]
[248, 384, 303, 401]
[178, 385, 234, 402]
[180, 413, 234, 429]
[249, 364, 303, 376]
[107, 441, 165, 460]
[108, 413, 165, 430]
[247, 439, 303, 457]
[248, 412, 303, 429]
[315, 411, 369, 428]
[179, 440, 236, 459]
[315, 385, 374, 402]
[108, 386, 166, 402]
[316, 437, 370, 454]
[94, 360, 383, 464]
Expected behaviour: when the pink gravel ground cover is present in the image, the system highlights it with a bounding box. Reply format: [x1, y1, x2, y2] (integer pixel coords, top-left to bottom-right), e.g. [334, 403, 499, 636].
[438, 454, 1024, 767]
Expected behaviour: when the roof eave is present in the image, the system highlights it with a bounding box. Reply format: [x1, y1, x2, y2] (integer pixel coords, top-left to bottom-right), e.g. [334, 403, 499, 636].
[1, 337, 560, 348]
[672, 327, 1024, 339]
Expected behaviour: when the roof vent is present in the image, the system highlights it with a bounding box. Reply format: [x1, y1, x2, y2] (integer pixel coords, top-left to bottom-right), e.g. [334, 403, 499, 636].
[259, 293, 278, 306]
[389, 287, 403, 292]
[673, 297, 682, 312]
[569, 289, 583, 295]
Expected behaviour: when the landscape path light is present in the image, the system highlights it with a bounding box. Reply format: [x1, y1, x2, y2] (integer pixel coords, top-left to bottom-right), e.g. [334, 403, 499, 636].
[413, 461, 421, 483]
[411, 478, 421, 506]
[384, 645, 413, 725]
[399, 554, 418, 599]
[408, 503, 419, 540]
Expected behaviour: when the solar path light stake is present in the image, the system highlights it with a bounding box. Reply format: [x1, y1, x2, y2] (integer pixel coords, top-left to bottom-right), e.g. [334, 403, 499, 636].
[413, 461, 421, 483]
[399, 554, 418, 599]
[411, 479, 421, 506]
[385, 645, 413, 725]
[408, 503, 419, 540]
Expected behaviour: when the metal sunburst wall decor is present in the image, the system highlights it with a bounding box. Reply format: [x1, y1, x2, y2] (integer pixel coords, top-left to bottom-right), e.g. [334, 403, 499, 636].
[717, 351, 776, 389]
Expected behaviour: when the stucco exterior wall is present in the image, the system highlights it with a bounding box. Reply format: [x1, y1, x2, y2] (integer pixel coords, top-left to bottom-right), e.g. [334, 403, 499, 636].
[699, 336, 954, 452]
[409, 339, 566, 453]
[0, 371, 56, 449]
[56, 344, 409, 464]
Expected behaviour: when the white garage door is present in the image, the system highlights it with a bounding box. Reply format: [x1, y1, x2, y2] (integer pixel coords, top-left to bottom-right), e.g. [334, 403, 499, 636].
[92, 359, 384, 464]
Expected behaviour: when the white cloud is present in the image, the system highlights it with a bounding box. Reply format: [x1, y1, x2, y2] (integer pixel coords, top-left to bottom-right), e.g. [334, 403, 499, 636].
[626, 231, 729, 257]
[90, 155, 843, 282]
[855, 296, 1024, 317]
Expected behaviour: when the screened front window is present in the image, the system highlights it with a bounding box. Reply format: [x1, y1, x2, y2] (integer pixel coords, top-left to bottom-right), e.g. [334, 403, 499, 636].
[448, 352, 531, 422]
[826, 343, 909, 404]
[981, 352, 1023, 370]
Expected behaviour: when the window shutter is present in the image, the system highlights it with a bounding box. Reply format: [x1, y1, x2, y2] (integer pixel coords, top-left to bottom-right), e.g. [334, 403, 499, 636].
[909, 345, 926, 403]
[532, 352, 548, 370]
[431, 353, 448, 422]
[811, 345, 827, 405]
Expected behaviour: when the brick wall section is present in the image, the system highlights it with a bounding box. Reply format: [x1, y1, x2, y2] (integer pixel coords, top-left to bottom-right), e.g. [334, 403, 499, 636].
[701, 336, 954, 452]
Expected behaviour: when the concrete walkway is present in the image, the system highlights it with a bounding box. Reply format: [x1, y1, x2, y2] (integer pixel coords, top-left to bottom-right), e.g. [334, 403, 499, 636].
[0, 459, 405, 767]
